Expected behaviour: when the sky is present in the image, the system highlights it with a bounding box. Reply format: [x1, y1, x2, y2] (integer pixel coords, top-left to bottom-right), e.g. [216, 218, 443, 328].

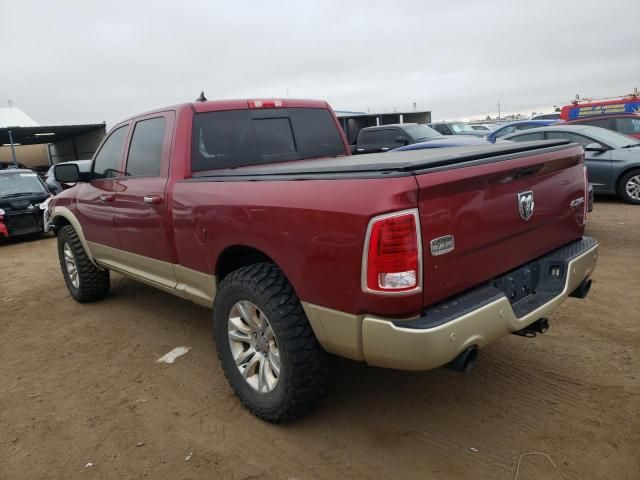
[1, 0, 639, 127]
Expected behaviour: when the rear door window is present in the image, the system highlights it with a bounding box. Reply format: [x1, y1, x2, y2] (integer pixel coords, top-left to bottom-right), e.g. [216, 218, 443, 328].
[126, 117, 166, 177]
[192, 108, 345, 171]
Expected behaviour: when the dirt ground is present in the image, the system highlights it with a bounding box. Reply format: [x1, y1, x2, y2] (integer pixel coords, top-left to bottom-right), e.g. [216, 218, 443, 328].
[1, 199, 638, 480]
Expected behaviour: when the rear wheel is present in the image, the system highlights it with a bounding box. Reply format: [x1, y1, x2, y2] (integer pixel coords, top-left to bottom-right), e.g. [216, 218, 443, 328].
[57, 225, 110, 302]
[213, 263, 334, 422]
[619, 169, 640, 204]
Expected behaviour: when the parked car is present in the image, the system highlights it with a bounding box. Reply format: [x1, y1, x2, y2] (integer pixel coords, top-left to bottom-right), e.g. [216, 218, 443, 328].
[563, 114, 640, 139]
[503, 125, 640, 203]
[427, 121, 485, 137]
[48, 98, 597, 422]
[354, 123, 441, 153]
[531, 113, 561, 120]
[0, 169, 53, 238]
[44, 160, 92, 194]
[392, 135, 493, 151]
[487, 119, 560, 143]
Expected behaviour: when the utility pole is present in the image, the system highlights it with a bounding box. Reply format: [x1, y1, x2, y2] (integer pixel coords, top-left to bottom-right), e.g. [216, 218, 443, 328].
[497, 101, 501, 119]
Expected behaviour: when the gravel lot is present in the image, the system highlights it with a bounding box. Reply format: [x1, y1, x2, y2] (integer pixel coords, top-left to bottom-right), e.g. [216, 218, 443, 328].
[1, 199, 638, 480]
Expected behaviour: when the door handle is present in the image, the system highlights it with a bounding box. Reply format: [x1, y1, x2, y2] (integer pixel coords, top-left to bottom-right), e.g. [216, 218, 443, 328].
[143, 195, 162, 205]
[380, 147, 390, 151]
[99, 193, 115, 202]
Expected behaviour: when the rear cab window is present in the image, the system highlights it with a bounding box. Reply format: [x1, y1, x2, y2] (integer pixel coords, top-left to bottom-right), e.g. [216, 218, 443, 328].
[192, 108, 346, 171]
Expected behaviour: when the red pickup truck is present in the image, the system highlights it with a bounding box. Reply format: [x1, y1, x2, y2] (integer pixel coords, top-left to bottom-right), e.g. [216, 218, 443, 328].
[49, 98, 598, 422]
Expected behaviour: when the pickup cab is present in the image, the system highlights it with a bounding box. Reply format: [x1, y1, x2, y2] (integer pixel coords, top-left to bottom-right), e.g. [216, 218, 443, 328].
[49, 98, 598, 422]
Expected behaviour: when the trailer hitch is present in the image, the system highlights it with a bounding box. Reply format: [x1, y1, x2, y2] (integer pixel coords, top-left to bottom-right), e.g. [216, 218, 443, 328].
[512, 318, 549, 338]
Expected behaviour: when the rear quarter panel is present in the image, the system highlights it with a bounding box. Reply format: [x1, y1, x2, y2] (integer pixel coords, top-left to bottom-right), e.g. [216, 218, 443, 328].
[171, 176, 424, 317]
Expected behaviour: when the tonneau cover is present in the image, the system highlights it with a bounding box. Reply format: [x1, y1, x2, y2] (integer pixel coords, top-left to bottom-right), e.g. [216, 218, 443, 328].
[191, 140, 573, 178]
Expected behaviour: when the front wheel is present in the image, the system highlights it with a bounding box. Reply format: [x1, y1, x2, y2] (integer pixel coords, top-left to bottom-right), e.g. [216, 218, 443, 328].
[213, 263, 334, 422]
[618, 169, 640, 204]
[57, 225, 110, 302]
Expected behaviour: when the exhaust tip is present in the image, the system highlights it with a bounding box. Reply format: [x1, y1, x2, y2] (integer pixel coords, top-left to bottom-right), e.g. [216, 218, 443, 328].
[446, 346, 478, 374]
[569, 278, 592, 299]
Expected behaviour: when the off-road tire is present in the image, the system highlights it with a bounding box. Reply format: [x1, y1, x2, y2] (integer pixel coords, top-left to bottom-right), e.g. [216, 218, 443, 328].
[618, 168, 640, 205]
[57, 225, 110, 302]
[213, 263, 334, 422]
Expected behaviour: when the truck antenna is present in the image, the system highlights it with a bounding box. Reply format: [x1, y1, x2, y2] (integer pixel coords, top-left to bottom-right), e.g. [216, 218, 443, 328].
[196, 91, 207, 102]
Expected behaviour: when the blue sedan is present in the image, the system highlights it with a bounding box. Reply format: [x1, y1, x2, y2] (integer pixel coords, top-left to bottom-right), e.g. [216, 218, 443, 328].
[487, 119, 559, 143]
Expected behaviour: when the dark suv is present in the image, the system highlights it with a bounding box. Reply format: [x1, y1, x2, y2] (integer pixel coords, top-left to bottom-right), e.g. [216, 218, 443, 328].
[354, 123, 441, 153]
[0, 169, 52, 238]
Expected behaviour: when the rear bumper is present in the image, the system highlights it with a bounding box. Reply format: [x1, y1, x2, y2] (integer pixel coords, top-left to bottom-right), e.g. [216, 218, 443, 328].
[304, 237, 598, 371]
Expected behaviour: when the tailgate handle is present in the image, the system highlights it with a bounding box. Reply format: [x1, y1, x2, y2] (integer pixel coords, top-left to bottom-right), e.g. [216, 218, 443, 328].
[514, 166, 542, 179]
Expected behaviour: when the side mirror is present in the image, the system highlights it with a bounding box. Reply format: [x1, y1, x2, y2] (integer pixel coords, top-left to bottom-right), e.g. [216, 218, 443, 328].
[395, 136, 409, 145]
[53, 163, 82, 183]
[584, 142, 607, 152]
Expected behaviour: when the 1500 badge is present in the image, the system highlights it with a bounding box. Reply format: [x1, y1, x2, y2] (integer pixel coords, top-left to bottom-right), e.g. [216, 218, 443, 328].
[430, 235, 455, 256]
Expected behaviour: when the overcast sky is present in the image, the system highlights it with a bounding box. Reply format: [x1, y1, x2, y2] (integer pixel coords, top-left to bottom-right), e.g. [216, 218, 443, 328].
[1, 0, 639, 127]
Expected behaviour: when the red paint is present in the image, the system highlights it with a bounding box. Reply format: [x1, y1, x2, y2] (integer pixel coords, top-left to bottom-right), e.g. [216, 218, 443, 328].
[0, 221, 8, 237]
[51, 99, 587, 318]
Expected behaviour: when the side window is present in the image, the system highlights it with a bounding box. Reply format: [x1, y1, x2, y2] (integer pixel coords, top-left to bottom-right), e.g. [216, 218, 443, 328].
[580, 118, 613, 130]
[93, 125, 128, 179]
[359, 130, 382, 145]
[438, 124, 452, 135]
[616, 117, 640, 135]
[546, 131, 593, 147]
[126, 117, 167, 177]
[515, 123, 537, 131]
[495, 125, 515, 138]
[384, 129, 403, 145]
[508, 132, 545, 142]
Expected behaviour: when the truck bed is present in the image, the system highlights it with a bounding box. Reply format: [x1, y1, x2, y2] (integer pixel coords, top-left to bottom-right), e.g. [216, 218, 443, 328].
[189, 140, 572, 180]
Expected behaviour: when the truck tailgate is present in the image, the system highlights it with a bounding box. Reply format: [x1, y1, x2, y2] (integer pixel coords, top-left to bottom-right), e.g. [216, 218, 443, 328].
[415, 144, 587, 306]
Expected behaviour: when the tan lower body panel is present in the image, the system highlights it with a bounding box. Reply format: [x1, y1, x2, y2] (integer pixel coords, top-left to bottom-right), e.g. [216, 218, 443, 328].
[87, 241, 215, 308]
[304, 243, 599, 371]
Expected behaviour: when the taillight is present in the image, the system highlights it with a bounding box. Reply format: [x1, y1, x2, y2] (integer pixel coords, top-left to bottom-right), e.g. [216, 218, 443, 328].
[248, 99, 283, 109]
[0, 208, 4, 221]
[362, 209, 422, 294]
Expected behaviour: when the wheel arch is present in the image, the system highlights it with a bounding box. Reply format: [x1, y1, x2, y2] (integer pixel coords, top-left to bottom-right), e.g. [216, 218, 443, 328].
[615, 165, 640, 193]
[215, 245, 278, 284]
[51, 207, 97, 265]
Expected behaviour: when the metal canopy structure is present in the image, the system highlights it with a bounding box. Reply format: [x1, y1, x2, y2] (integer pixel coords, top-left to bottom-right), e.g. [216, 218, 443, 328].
[0, 123, 105, 146]
[0, 123, 106, 169]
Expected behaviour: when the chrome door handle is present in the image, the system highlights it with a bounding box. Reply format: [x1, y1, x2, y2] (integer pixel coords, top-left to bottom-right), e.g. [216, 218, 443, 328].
[143, 195, 162, 205]
[380, 147, 390, 151]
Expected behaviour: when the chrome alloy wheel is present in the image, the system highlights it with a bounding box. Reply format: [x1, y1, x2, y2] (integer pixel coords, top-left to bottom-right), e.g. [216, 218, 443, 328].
[227, 300, 280, 393]
[63, 242, 79, 288]
[625, 174, 640, 201]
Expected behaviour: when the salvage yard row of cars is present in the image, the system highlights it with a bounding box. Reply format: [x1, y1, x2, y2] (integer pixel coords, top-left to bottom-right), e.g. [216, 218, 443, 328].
[1, 94, 638, 422]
